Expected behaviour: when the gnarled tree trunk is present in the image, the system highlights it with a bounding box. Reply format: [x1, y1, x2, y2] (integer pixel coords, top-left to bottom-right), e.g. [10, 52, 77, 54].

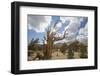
[43, 20, 68, 59]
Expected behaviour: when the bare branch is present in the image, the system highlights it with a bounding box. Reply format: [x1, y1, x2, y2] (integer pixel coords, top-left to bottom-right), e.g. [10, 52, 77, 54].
[54, 28, 68, 41]
[53, 20, 62, 32]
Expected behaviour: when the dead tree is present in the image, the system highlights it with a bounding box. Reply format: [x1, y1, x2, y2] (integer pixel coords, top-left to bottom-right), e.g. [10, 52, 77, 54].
[43, 20, 68, 59]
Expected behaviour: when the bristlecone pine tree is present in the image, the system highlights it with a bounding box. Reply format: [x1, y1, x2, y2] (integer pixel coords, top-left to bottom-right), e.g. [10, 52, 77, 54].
[43, 20, 68, 59]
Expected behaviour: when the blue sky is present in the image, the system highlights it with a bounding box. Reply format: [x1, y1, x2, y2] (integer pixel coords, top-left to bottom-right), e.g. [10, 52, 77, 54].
[28, 15, 88, 44]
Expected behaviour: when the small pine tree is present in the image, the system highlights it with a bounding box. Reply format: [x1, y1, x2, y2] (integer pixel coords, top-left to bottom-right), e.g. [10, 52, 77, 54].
[61, 43, 68, 54]
[79, 43, 87, 58]
[67, 49, 74, 59]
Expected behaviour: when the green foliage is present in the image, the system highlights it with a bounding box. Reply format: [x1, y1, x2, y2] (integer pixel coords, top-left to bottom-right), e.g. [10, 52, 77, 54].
[61, 43, 68, 53]
[66, 41, 87, 59]
[69, 41, 79, 52]
[79, 43, 88, 58]
[67, 50, 74, 59]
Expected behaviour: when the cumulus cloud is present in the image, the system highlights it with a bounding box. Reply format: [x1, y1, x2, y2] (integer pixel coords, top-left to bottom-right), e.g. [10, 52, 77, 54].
[77, 23, 88, 44]
[28, 15, 51, 32]
[59, 17, 81, 42]
[56, 21, 62, 28]
[55, 17, 88, 44]
[60, 17, 81, 33]
[28, 15, 88, 44]
[79, 23, 88, 36]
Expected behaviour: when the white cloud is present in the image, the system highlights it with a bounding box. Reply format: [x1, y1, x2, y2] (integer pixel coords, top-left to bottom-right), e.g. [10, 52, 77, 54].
[60, 17, 73, 23]
[62, 17, 80, 32]
[28, 15, 51, 32]
[28, 24, 33, 30]
[28, 15, 88, 44]
[56, 21, 62, 28]
[59, 17, 81, 42]
[79, 23, 88, 36]
[55, 17, 88, 44]
[77, 23, 88, 44]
